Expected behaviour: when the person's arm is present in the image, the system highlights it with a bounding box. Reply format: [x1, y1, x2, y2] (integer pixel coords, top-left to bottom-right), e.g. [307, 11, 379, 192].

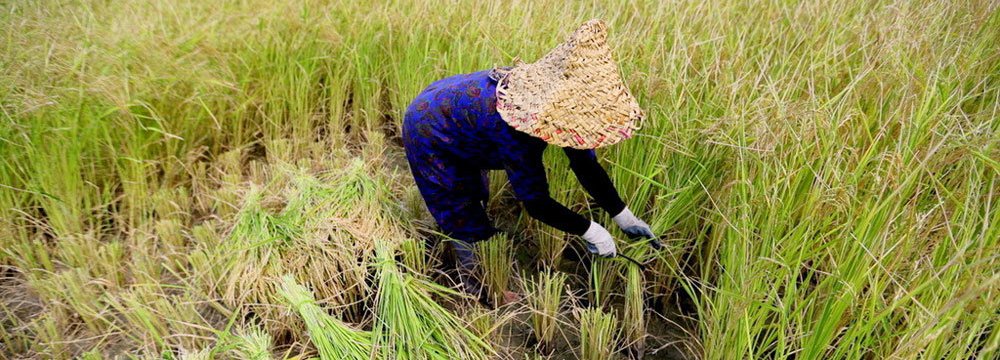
[519, 191, 617, 258]
[502, 139, 617, 256]
[564, 148, 626, 215]
[522, 197, 589, 235]
[502, 151, 592, 236]
[563, 148, 660, 247]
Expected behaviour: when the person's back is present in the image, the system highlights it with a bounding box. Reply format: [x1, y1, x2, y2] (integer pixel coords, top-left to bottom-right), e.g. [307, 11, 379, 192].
[403, 70, 543, 170]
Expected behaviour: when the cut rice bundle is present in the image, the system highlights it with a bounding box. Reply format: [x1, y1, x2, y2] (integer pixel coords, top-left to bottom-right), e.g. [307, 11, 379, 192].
[372, 243, 493, 360]
[278, 276, 372, 360]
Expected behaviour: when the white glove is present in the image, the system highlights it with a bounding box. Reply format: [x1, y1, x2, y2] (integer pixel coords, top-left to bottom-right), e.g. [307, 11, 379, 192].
[581, 221, 617, 257]
[613, 207, 662, 249]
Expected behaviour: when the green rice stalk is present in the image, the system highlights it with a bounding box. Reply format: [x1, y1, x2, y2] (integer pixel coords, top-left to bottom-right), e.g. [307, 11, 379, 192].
[78, 350, 102, 360]
[623, 258, 646, 353]
[531, 219, 566, 268]
[617, 241, 649, 353]
[589, 257, 619, 308]
[476, 233, 514, 306]
[53, 234, 126, 289]
[649, 237, 683, 306]
[28, 268, 114, 336]
[464, 306, 498, 344]
[526, 269, 567, 350]
[30, 312, 67, 358]
[104, 286, 217, 353]
[0, 301, 32, 355]
[578, 307, 619, 360]
[277, 276, 372, 360]
[104, 292, 162, 350]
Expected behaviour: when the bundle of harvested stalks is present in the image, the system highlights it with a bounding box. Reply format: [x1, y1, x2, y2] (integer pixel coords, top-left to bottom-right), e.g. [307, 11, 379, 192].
[278, 276, 373, 360]
[372, 242, 493, 359]
[579, 307, 619, 360]
[476, 233, 514, 306]
[213, 186, 306, 334]
[526, 269, 567, 352]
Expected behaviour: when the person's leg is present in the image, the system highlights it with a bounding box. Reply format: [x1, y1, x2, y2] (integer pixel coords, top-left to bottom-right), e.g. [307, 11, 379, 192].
[404, 148, 495, 300]
[450, 238, 483, 298]
[447, 169, 495, 302]
[418, 167, 497, 244]
[478, 169, 490, 206]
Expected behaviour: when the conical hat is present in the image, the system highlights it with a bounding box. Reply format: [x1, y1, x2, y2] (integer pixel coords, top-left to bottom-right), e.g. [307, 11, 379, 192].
[495, 19, 644, 149]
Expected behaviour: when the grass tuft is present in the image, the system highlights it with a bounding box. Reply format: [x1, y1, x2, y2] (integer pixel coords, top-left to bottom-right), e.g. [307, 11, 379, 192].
[526, 268, 568, 352]
[579, 307, 620, 360]
[476, 233, 515, 307]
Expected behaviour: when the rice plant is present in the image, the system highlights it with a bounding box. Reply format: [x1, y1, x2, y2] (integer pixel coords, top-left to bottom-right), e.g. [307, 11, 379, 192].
[399, 237, 429, 276]
[78, 350, 102, 360]
[464, 306, 499, 344]
[531, 219, 567, 268]
[525, 269, 568, 352]
[578, 307, 620, 360]
[228, 325, 275, 360]
[622, 246, 647, 354]
[476, 233, 515, 307]
[589, 255, 620, 308]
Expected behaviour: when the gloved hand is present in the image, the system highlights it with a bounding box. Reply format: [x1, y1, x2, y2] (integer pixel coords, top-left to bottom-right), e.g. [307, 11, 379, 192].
[613, 207, 663, 249]
[581, 221, 617, 257]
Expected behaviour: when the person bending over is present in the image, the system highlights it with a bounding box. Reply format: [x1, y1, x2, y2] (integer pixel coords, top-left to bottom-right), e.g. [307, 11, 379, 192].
[402, 20, 656, 304]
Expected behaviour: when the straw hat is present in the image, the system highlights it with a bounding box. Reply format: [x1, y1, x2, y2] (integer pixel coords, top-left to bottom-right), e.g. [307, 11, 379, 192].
[494, 19, 644, 149]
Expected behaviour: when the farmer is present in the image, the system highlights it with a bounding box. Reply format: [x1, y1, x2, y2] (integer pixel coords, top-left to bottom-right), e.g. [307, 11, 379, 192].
[402, 20, 655, 302]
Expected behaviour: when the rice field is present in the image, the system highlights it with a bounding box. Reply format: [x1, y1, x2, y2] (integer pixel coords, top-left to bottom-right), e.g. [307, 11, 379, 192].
[2, 0, 999, 359]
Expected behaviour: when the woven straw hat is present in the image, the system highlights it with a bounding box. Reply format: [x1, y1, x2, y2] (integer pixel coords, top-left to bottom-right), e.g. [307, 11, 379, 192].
[495, 19, 644, 149]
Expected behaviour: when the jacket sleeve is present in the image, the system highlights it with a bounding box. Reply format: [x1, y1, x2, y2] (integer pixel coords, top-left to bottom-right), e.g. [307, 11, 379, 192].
[563, 148, 626, 216]
[522, 197, 591, 235]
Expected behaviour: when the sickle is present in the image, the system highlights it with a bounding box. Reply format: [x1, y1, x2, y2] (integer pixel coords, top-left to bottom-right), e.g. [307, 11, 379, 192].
[616, 252, 647, 270]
